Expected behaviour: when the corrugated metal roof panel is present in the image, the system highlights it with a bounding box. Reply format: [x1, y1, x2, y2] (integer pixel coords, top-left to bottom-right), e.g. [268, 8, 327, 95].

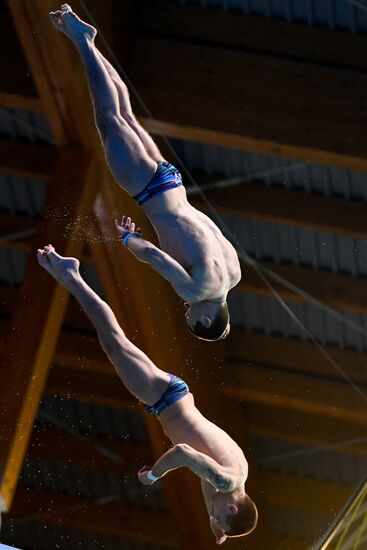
[39, 395, 149, 442]
[228, 289, 367, 352]
[178, 0, 367, 32]
[251, 435, 367, 485]
[0, 173, 47, 215]
[174, 138, 367, 202]
[0, 251, 103, 298]
[0, 107, 53, 144]
[0, 248, 27, 285]
[218, 213, 367, 277]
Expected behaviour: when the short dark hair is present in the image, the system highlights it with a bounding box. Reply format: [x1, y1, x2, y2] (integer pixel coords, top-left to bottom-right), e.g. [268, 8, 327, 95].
[188, 303, 229, 341]
[225, 494, 258, 538]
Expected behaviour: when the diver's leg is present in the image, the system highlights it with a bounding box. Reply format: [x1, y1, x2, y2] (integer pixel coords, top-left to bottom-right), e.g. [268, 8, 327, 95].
[37, 245, 170, 404]
[50, 5, 156, 193]
[95, 49, 165, 162]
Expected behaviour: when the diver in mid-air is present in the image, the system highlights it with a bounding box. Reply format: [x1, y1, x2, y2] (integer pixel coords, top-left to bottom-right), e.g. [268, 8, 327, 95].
[37, 244, 257, 544]
[49, 4, 241, 341]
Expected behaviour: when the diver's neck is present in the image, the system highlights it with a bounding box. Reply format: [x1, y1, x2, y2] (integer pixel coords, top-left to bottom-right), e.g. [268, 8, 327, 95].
[228, 484, 246, 500]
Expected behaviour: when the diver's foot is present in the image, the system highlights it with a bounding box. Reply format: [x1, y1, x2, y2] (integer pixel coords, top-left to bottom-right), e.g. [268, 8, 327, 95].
[49, 4, 97, 43]
[37, 244, 80, 290]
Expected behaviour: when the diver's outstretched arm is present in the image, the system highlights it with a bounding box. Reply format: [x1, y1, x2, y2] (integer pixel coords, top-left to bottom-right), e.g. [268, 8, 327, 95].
[116, 217, 196, 301]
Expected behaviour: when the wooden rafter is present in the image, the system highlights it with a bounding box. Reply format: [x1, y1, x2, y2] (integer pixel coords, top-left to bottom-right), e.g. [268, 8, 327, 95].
[1, 317, 367, 417]
[192, 181, 367, 239]
[245, 403, 367, 457]
[130, 33, 367, 172]
[141, 0, 367, 73]
[1, 0, 103, 519]
[0, 149, 98, 511]
[0, 93, 43, 112]
[8, 0, 70, 143]
[223, 363, 367, 425]
[227, 330, 367, 386]
[0, 6, 39, 108]
[239, 260, 367, 316]
[5, 228, 367, 320]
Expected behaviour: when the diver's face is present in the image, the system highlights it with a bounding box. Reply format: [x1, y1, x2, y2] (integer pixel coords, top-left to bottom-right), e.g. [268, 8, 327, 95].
[210, 493, 233, 532]
[184, 302, 213, 329]
[209, 516, 227, 545]
[184, 303, 231, 339]
[209, 494, 236, 545]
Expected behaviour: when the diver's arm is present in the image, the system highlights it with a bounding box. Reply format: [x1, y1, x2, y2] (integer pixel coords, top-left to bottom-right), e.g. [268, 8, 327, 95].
[140, 444, 232, 489]
[176, 443, 234, 491]
[124, 237, 197, 300]
[149, 445, 188, 477]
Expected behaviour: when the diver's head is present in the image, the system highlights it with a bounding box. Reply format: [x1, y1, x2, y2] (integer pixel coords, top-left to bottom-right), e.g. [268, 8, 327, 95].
[185, 300, 230, 341]
[210, 489, 258, 544]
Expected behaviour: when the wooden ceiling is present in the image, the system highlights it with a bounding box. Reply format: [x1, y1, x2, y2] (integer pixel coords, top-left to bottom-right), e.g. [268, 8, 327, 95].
[0, 1, 367, 549]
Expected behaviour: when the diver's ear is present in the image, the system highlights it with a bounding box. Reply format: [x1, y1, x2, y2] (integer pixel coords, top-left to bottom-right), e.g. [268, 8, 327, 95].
[228, 503, 238, 515]
[203, 315, 212, 328]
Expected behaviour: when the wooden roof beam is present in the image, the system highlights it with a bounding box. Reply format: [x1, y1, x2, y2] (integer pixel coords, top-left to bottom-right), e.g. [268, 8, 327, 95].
[5, 248, 367, 326]
[1, 318, 367, 424]
[0, 287, 95, 332]
[192, 181, 367, 240]
[227, 330, 367, 387]
[130, 35, 367, 172]
[244, 403, 367, 457]
[0, 93, 43, 112]
[222, 363, 367, 425]
[8, 0, 72, 143]
[0, 5, 39, 109]
[239, 259, 367, 316]
[0, 149, 99, 512]
[8, 0, 130, 149]
[5, 173, 367, 247]
[141, 0, 367, 73]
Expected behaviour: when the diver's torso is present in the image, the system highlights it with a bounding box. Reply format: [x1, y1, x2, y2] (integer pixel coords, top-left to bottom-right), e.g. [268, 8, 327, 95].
[143, 187, 241, 296]
[159, 393, 246, 476]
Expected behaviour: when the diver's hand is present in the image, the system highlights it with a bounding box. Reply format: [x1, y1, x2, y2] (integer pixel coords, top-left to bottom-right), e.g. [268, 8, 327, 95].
[115, 216, 142, 239]
[138, 465, 156, 485]
[210, 517, 227, 545]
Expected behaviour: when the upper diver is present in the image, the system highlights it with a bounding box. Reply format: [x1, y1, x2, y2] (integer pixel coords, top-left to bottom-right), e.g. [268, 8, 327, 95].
[49, 4, 241, 341]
